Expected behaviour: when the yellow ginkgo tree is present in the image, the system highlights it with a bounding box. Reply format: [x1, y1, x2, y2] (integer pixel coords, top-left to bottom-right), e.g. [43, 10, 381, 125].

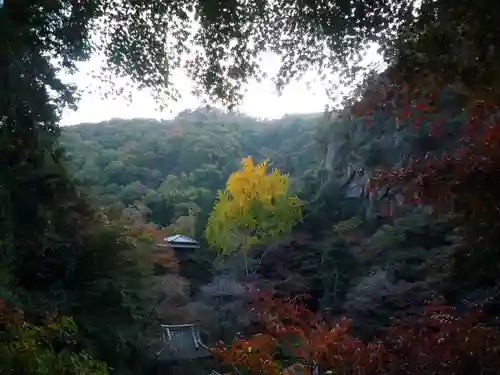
[205, 156, 302, 275]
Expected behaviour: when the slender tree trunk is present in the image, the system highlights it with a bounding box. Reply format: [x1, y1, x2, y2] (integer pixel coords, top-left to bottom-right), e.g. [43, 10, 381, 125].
[243, 240, 249, 276]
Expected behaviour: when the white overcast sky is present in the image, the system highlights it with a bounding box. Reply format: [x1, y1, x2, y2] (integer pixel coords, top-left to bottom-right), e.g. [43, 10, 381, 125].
[60, 45, 383, 126]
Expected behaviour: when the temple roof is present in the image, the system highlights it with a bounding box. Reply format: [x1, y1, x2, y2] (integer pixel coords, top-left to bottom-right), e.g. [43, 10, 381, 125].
[154, 324, 211, 361]
[166, 235, 198, 244]
[157, 235, 200, 249]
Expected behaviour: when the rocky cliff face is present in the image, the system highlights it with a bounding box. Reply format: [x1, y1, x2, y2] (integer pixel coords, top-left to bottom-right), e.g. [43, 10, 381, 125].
[319, 107, 414, 218]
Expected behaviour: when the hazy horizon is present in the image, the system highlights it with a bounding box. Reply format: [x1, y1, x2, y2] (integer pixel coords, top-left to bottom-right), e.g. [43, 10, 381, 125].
[61, 107, 329, 127]
[60, 46, 383, 126]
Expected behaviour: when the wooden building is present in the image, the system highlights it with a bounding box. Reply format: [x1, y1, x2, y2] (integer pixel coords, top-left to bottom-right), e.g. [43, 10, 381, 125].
[154, 323, 211, 362]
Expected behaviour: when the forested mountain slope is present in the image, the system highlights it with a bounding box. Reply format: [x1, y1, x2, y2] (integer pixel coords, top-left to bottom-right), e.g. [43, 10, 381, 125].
[36, 100, 500, 375]
[60, 108, 323, 236]
[60, 106, 461, 342]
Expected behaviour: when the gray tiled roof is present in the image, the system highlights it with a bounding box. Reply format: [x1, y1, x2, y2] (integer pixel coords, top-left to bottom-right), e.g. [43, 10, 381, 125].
[166, 235, 199, 244]
[154, 324, 212, 362]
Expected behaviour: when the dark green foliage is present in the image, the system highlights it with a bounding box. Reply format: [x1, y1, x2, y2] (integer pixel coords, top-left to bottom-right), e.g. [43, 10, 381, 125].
[2, 0, 500, 373]
[0, 2, 168, 370]
[0, 138, 156, 373]
[0, 312, 109, 375]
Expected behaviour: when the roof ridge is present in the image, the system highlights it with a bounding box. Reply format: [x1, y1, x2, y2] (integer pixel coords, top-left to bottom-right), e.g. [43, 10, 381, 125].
[166, 234, 198, 243]
[161, 323, 196, 328]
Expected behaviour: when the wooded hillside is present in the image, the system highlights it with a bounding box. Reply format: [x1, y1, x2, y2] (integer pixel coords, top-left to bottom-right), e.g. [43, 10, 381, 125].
[61, 103, 492, 351]
[60, 108, 322, 238]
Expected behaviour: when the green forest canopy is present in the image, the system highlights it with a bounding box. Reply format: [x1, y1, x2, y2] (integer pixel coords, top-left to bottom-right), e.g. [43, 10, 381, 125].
[60, 108, 323, 235]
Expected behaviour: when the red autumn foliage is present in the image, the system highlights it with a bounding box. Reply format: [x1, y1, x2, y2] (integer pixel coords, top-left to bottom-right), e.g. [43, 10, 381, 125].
[357, 79, 500, 221]
[0, 299, 24, 328]
[251, 292, 386, 374]
[0, 299, 69, 330]
[124, 223, 180, 271]
[212, 333, 283, 375]
[213, 292, 500, 375]
[349, 75, 500, 280]
[371, 117, 500, 217]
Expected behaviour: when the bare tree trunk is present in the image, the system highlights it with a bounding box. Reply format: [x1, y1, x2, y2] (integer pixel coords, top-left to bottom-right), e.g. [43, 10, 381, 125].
[243, 242, 249, 276]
